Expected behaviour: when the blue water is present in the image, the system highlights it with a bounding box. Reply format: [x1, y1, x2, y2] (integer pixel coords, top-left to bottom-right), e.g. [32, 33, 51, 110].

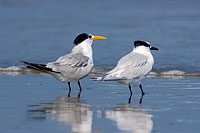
[0, 0, 200, 73]
[1, 0, 200, 133]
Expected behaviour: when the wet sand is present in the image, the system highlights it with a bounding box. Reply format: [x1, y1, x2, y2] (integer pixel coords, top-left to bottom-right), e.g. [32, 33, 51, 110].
[0, 71, 200, 133]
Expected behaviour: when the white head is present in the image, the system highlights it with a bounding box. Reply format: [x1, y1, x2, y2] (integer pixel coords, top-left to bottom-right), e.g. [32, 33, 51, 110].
[133, 40, 160, 54]
[72, 33, 107, 57]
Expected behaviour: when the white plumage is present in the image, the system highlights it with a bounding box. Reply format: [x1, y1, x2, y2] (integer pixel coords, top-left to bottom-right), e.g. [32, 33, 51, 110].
[23, 33, 106, 94]
[95, 40, 159, 95]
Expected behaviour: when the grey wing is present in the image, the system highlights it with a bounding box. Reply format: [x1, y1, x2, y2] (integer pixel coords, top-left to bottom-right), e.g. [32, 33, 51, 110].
[46, 53, 90, 78]
[104, 52, 153, 80]
[55, 53, 89, 68]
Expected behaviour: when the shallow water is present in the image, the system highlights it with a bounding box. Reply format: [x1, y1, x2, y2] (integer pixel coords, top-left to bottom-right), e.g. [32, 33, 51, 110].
[0, 0, 200, 133]
[0, 0, 200, 73]
[0, 73, 200, 133]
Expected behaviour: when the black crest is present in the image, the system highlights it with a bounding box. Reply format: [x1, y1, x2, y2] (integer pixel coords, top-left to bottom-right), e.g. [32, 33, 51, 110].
[73, 33, 92, 45]
[134, 41, 150, 48]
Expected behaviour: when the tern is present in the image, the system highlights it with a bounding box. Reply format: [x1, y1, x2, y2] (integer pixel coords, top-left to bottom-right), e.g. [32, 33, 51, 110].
[94, 40, 159, 95]
[22, 33, 106, 95]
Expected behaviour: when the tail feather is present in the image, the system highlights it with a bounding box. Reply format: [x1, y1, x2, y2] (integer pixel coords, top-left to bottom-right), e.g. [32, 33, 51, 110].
[21, 61, 60, 73]
[90, 77, 103, 81]
[90, 76, 126, 82]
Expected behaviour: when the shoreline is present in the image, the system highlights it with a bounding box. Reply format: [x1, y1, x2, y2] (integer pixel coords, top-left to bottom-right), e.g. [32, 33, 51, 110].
[0, 66, 200, 77]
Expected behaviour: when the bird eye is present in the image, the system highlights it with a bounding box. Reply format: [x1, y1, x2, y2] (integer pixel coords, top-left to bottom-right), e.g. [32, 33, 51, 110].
[89, 35, 92, 39]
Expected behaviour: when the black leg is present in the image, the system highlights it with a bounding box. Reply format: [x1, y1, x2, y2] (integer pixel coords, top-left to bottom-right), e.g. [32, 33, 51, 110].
[139, 94, 144, 105]
[139, 83, 145, 96]
[128, 84, 133, 95]
[128, 93, 133, 104]
[78, 81, 82, 91]
[77, 81, 82, 98]
[68, 82, 71, 97]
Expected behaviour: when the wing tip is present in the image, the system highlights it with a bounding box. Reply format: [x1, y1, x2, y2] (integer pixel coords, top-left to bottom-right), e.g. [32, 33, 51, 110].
[21, 61, 61, 74]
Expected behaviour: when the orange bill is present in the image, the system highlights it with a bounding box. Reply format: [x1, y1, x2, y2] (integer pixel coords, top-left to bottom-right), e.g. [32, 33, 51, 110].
[92, 36, 107, 40]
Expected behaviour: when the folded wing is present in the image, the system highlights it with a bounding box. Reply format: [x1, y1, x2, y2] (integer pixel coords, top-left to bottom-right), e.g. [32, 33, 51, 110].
[46, 53, 90, 79]
[103, 52, 153, 81]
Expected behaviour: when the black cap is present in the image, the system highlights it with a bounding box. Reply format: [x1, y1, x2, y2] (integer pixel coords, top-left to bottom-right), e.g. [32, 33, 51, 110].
[73, 33, 92, 45]
[134, 41, 150, 48]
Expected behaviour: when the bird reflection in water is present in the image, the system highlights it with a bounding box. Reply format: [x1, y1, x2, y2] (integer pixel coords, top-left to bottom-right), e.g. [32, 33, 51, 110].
[27, 96, 93, 133]
[128, 93, 144, 104]
[103, 103, 153, 133]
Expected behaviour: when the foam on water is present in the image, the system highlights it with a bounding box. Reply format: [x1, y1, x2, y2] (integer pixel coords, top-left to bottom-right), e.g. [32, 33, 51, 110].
[0, 66, 199, 77]
[0, 66, 40, 76]
[161, 70, 185, 75]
